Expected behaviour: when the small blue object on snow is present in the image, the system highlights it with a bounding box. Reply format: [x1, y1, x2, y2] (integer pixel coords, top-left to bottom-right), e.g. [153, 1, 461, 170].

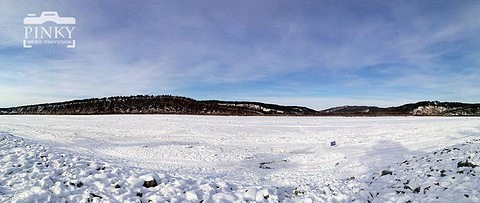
[330, 141, 336, 146]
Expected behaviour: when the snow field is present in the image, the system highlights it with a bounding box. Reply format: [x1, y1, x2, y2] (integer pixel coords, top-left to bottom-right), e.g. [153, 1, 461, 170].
[1, 115, 480, 202]
[0, 133, 319, 202]
[2, 133, 479, 202]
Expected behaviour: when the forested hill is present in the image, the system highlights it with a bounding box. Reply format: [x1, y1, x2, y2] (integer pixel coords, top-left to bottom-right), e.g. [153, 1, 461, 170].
[318, 101, 480, 116]
[1, 96, 479, 116]
[0, 95, 316, 116]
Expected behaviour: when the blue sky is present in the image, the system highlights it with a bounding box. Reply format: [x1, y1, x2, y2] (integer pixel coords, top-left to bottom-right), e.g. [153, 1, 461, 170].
[1, 0, 480, 110]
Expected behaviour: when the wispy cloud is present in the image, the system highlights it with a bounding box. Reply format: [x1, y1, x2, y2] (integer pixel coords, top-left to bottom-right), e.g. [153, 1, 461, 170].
[1, 0, 480, 108]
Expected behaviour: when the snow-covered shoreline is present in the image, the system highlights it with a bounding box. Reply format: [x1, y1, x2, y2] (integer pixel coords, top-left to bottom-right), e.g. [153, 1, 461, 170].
[1, 116, 479, 202]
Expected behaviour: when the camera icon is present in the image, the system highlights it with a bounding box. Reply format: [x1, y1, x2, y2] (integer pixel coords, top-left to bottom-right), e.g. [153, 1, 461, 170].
[24, 11, 76, 25]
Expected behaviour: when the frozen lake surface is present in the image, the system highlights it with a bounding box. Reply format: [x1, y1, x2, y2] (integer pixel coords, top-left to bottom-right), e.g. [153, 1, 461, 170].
[1, 115, 479, 202]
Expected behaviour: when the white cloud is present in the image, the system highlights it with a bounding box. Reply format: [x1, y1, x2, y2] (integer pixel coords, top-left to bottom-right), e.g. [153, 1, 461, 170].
[1, 1, 480, 107]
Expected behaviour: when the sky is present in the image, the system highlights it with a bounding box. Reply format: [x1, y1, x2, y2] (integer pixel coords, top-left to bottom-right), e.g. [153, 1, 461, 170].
[1, 0, 480, 110]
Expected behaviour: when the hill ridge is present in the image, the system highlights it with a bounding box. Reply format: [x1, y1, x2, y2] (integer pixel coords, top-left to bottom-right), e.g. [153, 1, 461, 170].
[1, 96, 479, 116]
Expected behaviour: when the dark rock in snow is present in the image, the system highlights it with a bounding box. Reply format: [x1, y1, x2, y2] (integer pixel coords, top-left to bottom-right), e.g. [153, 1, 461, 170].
[90, 193, 103, 199]
[457, 160, 478, 168]
[381, 170, 393, 176]
[143, 179, 158, 188]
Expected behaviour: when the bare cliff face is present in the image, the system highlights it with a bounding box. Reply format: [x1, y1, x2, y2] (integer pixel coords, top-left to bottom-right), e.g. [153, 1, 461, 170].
[411, 102, 480, 116]
[413, 105, 448, 115]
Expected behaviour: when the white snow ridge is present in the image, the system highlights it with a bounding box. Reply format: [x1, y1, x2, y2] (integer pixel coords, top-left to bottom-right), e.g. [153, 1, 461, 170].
[0, 116, 479, 202]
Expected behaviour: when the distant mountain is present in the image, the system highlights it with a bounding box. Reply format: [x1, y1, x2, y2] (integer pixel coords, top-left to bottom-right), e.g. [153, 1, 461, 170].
[0, 96, 479, 116]
[319, 106, 381, 114]
[0, 95, 316, 116]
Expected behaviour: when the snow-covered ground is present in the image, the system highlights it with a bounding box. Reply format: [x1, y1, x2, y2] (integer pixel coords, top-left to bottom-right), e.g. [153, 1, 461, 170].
[0, 115, 479, 202]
